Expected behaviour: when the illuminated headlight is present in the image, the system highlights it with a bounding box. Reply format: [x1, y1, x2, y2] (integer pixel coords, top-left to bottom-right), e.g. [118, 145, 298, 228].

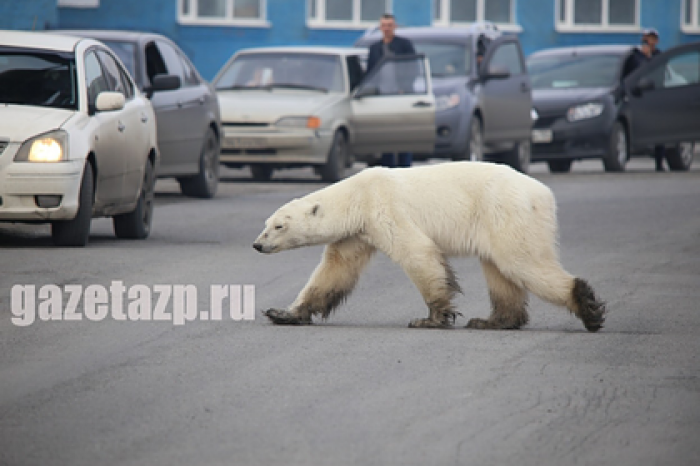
[435, 93, 461, 111]
[14, 130, 68, 162]
[531, 108, 539, 122]
[275, 116, 321, 129]
[567, 103, 604, 122]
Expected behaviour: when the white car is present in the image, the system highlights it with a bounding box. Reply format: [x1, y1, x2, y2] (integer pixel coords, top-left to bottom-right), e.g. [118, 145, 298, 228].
[0, 31, 160, 246]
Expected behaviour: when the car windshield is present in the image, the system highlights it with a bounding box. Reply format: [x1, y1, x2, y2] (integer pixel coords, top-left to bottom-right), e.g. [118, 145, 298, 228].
[215, 53, 344, 93]
[527, 54, 622, 90]
[100, 40, 137, 79]
[0, 48, 78, 110]
[411, 41, 471, 77]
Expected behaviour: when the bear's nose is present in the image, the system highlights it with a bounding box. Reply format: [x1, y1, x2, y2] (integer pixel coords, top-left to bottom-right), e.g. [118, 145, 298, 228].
[252, 243, 263, 252]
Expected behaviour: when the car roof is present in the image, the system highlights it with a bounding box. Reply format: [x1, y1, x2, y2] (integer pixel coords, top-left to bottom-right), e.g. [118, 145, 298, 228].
[356, 24, 500, 44]
[0, 30, 83, 52]
[56, 29, 169, 43]
[235, 46, 367, 57]
[529, 44, 634, 58]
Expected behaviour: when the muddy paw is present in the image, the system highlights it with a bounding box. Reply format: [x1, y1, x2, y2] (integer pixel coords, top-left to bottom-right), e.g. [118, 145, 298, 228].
[264, 308, 312, 326]
[408, 318, 453, 329]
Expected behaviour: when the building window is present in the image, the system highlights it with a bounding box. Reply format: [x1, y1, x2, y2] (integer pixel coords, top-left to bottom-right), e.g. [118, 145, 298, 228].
[556, 0, 639, 32]
[683, 0, 700, 32]
[308, 0, 391, 28]
[178, 0, 268, 26]
[433, 0, 520, 31]
[58, 0, 99, 7]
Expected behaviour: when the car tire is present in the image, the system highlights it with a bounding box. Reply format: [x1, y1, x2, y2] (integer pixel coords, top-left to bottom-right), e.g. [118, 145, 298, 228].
[113, 158, 155, 239]
[548, 159, 573, 173]
[502, 140, 531, 173]
[320, 130, 347, 183]
[51, 162, 94, 247]
[603, 121, 628, 172]
[454, 116, 483, 162]
[178, 128, 220, 198]
[250, 165, 273, 181]
[665, 142, 695, 172]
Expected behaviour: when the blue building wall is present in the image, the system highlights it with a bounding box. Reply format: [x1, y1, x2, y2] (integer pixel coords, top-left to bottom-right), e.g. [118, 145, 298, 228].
[1, 0, 698, 80]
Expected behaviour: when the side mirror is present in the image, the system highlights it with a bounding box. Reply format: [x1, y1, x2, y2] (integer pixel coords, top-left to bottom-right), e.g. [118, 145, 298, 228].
[146, 74, 181, 98]
[632, 77, 655, 96]
[482, 64, 510, 80]
[95, 91, 125, 112]
[354, 85, 379, 99]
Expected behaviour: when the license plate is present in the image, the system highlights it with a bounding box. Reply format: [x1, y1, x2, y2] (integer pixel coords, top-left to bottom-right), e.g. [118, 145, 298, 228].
[225, 137, 267, 149]
[532, 129, 553, 144]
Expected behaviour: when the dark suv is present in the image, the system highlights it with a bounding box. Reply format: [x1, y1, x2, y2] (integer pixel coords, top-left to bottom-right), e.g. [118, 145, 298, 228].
[355, 23, 534, 172]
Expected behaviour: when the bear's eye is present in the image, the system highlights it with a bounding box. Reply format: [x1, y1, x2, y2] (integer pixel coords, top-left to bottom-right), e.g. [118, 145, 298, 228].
[274, 224, 284, 230]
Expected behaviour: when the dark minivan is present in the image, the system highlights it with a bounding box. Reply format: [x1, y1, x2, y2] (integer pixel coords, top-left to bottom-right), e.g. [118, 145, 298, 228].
[355, 23, 534, 172]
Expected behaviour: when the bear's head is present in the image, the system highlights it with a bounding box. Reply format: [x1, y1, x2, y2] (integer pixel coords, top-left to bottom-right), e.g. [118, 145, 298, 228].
[253, 198, 327, 254]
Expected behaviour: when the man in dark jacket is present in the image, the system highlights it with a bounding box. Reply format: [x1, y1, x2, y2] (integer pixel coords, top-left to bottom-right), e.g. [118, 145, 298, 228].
[622, 28, 666, 171]
[366, 13, 416, 168]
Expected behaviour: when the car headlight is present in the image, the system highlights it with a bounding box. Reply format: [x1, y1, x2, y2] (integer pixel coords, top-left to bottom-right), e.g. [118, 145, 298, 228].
[435, 93, 461, 111]
[14, 130, 68, 162]
[567, 103, 604, 122]
[275, 116, 321, 129]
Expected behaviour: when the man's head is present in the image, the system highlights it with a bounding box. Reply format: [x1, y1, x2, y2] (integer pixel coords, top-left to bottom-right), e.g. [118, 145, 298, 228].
[642, 28, 659, 51]
[379, 13, 397, 43]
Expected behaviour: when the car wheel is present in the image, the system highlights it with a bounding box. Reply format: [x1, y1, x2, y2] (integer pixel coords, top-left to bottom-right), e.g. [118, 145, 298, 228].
[113, 158, 155, 239]
[454, 116, 483, 162]
[250, 165, 273, 181]
[548, 159, 573, 173]
[51, 162, 94, 247]
[603, 121, 628, 172]
[178, 128, 220, 198]
[503, 140, 531, 173]
[665, 142, 695, 172]
[320, 130, 347, 183]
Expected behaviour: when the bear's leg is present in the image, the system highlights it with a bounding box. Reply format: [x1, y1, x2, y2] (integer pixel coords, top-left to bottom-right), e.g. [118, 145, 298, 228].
[466, 259, 530, 330]
[264, 236, 375, 325]
[387, 237, 462, 329]
[501, 259, 607, 332]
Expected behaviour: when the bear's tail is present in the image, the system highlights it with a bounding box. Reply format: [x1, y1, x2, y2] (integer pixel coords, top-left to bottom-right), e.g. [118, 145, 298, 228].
[570, 278, 607, 332]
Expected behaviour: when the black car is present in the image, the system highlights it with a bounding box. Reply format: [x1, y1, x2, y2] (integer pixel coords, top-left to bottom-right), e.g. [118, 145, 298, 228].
[528, 43, 700, 173]
[355, 23, 534, 173]
[60, 30, 222, 197]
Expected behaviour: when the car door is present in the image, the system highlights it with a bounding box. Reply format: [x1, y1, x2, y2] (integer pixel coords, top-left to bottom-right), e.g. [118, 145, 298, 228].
[623, 42, 700, 146]
[146, 40, 202, 176]
[478, 36, 532, 143]
[350, 54, 435, 154]
[84, 49, 127, 206]
[96, 49, 151, 201]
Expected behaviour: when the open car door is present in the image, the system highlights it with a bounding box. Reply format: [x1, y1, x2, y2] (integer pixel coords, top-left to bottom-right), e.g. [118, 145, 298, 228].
[622, 42, 700, 146]
[350, 54, 435, 154]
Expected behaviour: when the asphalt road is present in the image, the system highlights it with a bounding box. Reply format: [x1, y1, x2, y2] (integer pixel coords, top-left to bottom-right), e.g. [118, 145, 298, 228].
[1, 156, 699, 466]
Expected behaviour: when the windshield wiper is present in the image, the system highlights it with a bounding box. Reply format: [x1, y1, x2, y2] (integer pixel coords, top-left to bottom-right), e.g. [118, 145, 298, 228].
[218, 85, 272, 91]
[266, 83, 328, 93]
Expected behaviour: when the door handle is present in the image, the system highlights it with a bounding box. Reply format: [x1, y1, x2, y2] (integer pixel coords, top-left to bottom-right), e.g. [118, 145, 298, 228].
[140, 113, 148, 123]
[413, 101, 433, 108]
[198, 96, 206, 105]
[177, 100, 183, 108]
[118, 121, 126, 132]
[521, 83, 530, 92]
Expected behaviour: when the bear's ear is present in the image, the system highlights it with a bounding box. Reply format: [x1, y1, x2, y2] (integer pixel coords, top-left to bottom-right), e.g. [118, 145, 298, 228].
[311, 203, 321, 216]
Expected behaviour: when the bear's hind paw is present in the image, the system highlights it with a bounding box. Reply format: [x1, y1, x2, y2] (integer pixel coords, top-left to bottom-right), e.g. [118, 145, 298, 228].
[408, 318, 453, 329]
[264, 308, 312, 326]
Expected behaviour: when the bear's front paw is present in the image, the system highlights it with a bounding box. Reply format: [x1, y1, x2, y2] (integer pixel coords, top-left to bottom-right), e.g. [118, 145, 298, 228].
[408, 318, 453, 329]
[264, 308, 312, 326]
[465, 318, 489, 329]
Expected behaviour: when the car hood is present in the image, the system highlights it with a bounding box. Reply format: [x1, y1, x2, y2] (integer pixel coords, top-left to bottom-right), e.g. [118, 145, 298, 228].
[532, 88, 611, 114]
[217, 91, 342, 124]
[0, 105, 76, 142]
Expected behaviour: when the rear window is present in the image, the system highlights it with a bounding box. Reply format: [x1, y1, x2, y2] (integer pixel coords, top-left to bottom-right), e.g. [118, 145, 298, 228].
[410, 41, 471, 77]
[0, 47, 78, 110]
[528, 54, 623, 90]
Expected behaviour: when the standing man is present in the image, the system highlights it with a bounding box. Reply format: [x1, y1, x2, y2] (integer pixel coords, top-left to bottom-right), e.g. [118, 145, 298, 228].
[366, 13, 416, 168]
[622, 28, 665, 171]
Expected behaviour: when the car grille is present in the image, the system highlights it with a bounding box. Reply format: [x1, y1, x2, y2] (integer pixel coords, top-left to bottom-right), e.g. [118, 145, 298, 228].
[533, 115, 562, 129]
[223, 122, 270, 128]
[532, 141, 566, 155]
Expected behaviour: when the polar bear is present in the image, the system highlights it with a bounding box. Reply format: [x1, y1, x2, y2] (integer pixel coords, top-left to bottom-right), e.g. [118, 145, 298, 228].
[253, 162, 606, 331]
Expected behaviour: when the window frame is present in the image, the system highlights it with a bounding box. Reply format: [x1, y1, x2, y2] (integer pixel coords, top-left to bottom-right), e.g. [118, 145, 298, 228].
[432, 0, 522, 33]
[556, 0, 640, 33]
[682, 0, 700, 33]
[307, 0, 393, 29]
[177, 0, 270, 27]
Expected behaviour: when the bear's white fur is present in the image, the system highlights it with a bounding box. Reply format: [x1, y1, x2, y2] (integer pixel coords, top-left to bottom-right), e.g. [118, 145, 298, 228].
[253, 162, 606, 331]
